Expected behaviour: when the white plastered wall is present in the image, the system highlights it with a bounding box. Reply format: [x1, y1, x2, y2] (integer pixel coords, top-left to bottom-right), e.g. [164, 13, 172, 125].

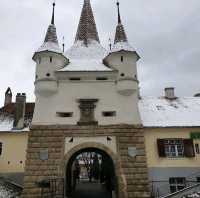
[33, 80, 141, 125]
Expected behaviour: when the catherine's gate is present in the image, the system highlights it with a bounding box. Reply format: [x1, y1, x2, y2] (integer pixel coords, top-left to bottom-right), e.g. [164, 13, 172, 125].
[22, 1, 150, 198]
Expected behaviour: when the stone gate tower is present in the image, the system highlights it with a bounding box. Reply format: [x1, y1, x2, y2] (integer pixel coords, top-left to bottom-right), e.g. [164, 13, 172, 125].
[22, 1, 150, 197]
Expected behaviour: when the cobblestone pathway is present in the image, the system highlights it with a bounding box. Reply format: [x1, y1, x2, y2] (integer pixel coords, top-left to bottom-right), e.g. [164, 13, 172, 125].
[72, 181, 111, 198]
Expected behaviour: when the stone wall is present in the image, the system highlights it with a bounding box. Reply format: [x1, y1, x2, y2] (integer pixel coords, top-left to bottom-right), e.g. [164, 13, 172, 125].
[21, 125, 150, 198]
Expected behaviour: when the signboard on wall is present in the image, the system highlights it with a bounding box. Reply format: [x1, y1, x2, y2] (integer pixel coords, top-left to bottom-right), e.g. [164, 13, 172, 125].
[190, 132, 200, 139]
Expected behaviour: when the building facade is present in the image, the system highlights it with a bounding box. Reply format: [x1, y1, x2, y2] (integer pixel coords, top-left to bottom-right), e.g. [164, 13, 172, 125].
[22, 1, 150, 198]
[0, 1, 200, 198]
[0, 88, 34, 185]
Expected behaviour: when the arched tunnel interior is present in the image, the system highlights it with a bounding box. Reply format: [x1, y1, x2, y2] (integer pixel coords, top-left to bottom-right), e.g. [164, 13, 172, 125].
[65, 147, 117, 198]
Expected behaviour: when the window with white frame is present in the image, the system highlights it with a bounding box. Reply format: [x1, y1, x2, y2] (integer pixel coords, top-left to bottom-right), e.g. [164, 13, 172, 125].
[164, 139, 184, 157]
[169, 177, 186, 193]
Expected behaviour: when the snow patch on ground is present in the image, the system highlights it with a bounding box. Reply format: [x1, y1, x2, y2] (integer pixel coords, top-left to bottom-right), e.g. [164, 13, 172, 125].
[0, 183, 20, 198]
[182, 191, 200, 198]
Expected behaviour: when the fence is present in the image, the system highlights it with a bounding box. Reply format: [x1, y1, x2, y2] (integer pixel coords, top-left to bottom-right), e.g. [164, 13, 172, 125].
[36, 177, 64, 198]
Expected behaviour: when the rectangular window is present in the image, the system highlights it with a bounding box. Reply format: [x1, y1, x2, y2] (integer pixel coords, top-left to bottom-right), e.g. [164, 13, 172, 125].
[157, 139, 195, 158]
[197, 177, 200, 183]
[169, 177, 186, 193]
[102, 111, 116, 117]
[69, 78, 81, 81]
[56, 112, 73, 118]
[96, 77, 108, 81]
[195, 144, 200, 154]
[164, 139, 184, 158]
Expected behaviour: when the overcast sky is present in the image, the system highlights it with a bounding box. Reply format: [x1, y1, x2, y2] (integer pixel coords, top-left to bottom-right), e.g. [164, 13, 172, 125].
[0, 0, 200, 106]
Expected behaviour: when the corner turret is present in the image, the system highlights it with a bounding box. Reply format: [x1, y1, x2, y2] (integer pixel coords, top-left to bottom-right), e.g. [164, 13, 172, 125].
[103, 1, 140, 96]
[33, 3, 68, 96]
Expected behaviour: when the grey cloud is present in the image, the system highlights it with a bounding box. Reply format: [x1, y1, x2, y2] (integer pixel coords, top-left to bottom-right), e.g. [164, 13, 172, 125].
[0, 0, 200, 106]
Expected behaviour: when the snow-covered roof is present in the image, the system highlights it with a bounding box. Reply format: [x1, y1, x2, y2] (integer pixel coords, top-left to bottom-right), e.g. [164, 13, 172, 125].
[36, 41, 63, 54]
[1, 97, 200, 130]
[60, 40, 112, 72]
[0, 103, 34, 132]
[111, 41, 136, 53]
[0, 116, 29, 132]
[139, 97, 200, 127]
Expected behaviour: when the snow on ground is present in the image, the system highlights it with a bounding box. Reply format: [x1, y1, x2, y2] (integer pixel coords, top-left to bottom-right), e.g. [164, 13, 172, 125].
[0, 183, 19, 198]
[60, 40, 112, 71]
[139, 97, 200, 127]
[182, 191, 200, 198]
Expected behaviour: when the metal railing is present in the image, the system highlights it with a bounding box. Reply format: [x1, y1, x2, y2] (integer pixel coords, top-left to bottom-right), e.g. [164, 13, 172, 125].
[36, 177, 64, 198]
[150, 181, 200, 198]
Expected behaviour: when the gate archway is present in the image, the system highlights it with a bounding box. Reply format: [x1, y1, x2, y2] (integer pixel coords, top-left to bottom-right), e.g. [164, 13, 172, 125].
[63, 143, 119, 198]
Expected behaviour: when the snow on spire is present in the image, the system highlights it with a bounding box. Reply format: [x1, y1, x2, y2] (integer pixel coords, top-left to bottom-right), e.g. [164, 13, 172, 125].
[114, 1, 128, 44]
[44, 2, 58, 44]
[34, 2, 62, 56]
[110, 1, 138, 57]
[75, 0, 100, 45]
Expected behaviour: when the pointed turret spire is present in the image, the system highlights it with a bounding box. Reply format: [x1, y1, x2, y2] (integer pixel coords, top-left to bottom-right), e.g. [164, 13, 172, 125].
[51, 2, 55, 25]
[117, 1, 121, 24]
[114, 1, 128, 44]
[44, 2, 58, 44]
[33, 2, 63, 57]
[75, 0, 100, 45]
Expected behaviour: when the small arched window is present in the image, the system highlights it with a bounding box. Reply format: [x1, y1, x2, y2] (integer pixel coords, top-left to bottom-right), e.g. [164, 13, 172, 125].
[38, 57, 41, 64]
[50, 57, 53, 63]
[121, 56, 124, 62]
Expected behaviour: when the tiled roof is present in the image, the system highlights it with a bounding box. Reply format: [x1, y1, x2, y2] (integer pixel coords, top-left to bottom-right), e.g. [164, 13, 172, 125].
[0, 103, 35, 117]
[75, 0, 100, 45]
[34, 3, 62, 55]
[114, 23, 128, 44]
[114, 2, 128, 44]
[44, 24, 58, 44]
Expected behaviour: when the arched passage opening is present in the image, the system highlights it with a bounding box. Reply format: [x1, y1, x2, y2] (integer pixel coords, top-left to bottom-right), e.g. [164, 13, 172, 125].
[65, 147, 117, 198]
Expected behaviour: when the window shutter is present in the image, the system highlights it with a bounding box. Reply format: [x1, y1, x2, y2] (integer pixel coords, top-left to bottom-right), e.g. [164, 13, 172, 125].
[184, 139, 195, 157]
[157, 139, 166, 157]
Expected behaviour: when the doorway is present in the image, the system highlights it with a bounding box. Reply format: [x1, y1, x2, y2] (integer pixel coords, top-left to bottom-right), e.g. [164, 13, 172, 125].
[65, 148, 117, 198]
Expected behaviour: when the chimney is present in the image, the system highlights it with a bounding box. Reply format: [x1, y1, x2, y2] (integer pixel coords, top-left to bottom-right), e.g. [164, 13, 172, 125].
[13, 93, 26, 129]
[4, 87, 12, 106]
[165, 87, 177, 100]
